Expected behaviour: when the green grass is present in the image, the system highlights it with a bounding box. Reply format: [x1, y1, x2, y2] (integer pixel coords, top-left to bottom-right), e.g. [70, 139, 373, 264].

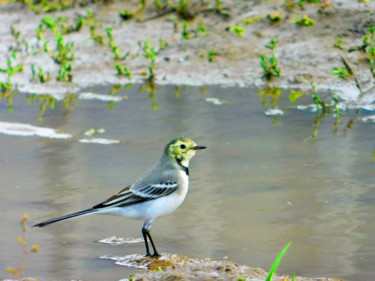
[293, 15, 315, 27]
[260, 39, 282, 81]
[265, 242, 292, 281]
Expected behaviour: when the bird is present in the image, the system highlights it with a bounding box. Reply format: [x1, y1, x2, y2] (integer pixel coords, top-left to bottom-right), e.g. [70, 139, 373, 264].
[33, 137, 206, 257]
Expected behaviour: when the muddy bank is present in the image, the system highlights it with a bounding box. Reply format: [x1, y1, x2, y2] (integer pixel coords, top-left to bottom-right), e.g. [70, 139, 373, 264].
[0, 0, 374, 103]
[102, 253, 345, 281]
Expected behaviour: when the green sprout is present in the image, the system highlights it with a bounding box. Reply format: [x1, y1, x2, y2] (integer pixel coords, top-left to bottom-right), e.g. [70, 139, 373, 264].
[260, 38, 281, 81]
[159, 38, 168, 50]
[90, 26, 105, 45]
[115, 64, 132, 78]
[0, 52, 24, 81]
[142, 39, 159, 82]
[208, 50, 219, 62]
[293, 15, 315, 26]
[215, 0, 222, 13]
[40, 16, 76, 82]
[57, 61, 73, 82]
[176, 0, 194, 20]
[349, 26, 375, 78]
[310, 83, 341, 116]
[226, 24, 246, 38]
[196, 20, 208, 37]
[119, 0, 146, 21]
[267, 12, 282, 24]
[36, 25, 44, 41]
[0, 52, 22, 112]
[298, 0, 322, 9]
[182, 20, 208, 39]
[153, 0, 167, 11]
[331, 67, 352, 80]
[182, 20, 190, 40]
[106, 28, 129, 60]
[265, 242, 292, 281]
[214, 0, 230, 16]
[242, 15, 263, 25]
[31, 64, 51, 83]
[333, 36, 345, 50]
[10, 25, 21, 41]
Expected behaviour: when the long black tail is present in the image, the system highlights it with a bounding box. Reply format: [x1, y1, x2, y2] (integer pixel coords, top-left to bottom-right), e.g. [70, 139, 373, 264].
[33, 208, 97, 227]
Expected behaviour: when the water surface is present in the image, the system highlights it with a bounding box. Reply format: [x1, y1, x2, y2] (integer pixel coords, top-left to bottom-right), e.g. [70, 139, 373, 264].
[0, 85, 374, 281]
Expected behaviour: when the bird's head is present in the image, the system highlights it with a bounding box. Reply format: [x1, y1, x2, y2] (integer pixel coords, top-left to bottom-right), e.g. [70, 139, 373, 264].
[164, 137, 206, 167]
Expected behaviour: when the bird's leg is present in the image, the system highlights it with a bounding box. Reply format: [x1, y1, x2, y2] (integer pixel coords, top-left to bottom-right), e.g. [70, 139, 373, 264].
[142, 220, 159, 257]
[142, 227, 151, 257]
[146, 231, 160, 257]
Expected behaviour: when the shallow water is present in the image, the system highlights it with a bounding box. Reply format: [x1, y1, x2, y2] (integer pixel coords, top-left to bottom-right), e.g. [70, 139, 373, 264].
[1, 85, 374, 281]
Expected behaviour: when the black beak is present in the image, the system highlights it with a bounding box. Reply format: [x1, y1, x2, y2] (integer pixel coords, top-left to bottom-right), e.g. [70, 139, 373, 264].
[193, 145, 207, 150]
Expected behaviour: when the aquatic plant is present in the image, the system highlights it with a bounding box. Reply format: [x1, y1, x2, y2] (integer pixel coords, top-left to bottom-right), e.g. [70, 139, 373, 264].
[265, 242, 291, 281]
[6, 214, 40, 279]
[293, 15, 315, 26]
[288, 90, 304, 103]
[310, 83, 341, 116]
[349, 26, 375, 79]
[260, 38, 282, 81]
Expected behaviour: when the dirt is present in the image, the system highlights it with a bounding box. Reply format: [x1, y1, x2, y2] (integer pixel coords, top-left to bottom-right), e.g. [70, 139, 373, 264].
[0, 0, 374, 103]
[102, 253, 345, 281]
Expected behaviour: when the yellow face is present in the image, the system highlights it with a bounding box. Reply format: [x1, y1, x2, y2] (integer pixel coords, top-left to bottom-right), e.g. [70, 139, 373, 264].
[166, 137, 206, 164]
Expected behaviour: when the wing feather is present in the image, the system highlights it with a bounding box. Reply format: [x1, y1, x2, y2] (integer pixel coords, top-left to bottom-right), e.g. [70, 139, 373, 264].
[92, 182, 178, 209]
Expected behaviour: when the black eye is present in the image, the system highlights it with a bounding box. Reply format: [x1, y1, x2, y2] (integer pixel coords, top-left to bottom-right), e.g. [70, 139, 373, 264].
[180, 144, 186, 149]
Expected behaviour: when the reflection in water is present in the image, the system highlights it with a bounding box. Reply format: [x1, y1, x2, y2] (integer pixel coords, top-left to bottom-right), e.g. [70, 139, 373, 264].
[258, 86, 283, 126]
[0, 85, 375, 281]
[139, 81, 158, 111]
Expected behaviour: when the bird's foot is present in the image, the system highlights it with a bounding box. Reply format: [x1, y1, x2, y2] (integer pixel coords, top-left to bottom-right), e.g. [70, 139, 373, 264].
[144, 252, 160, 258]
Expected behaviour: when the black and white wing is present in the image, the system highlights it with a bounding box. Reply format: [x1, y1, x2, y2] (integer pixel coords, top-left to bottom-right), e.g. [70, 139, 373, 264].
[92, 181, 178, 209]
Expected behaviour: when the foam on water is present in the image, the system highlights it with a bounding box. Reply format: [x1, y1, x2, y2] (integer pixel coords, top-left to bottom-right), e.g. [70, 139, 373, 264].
[0, 122, 72, 139]
[99, 236, 144, 245]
